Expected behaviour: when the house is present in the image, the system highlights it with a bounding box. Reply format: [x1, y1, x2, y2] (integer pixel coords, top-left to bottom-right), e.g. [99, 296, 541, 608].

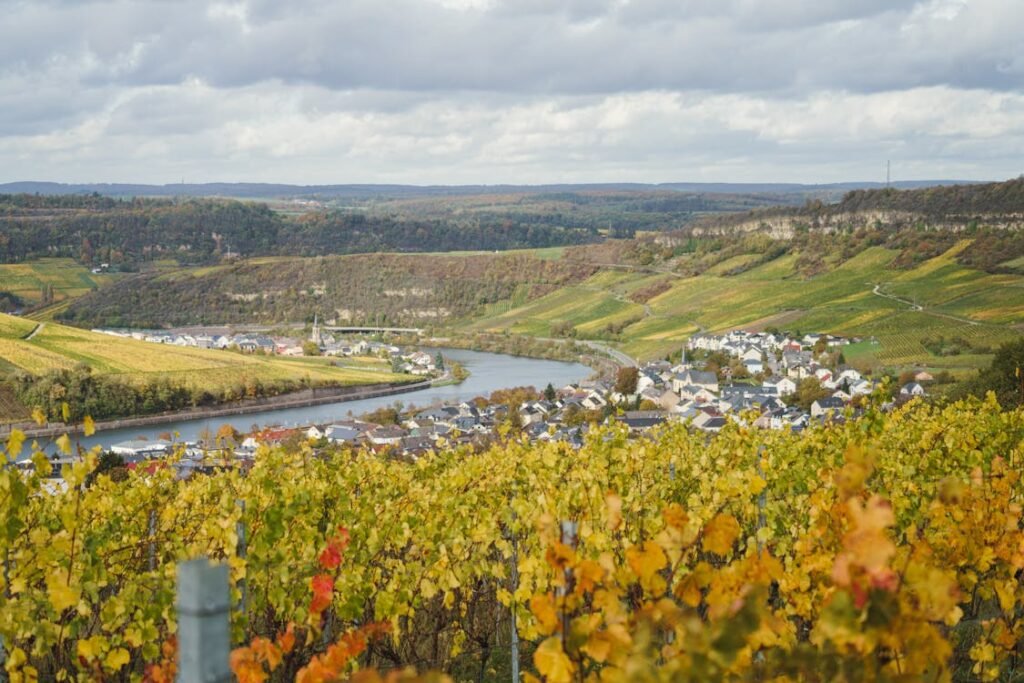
[676, 384, 716, 403]
[836, 369, 863, 384]
[657, 389, 681, 411]
[743, 359, 764, 375]
[691, 412, 727, 433]
[519, 405, 546, 425]
[367, 425, 406, 446]
[763, 376, 797, 396]
[252, 427, 301, 445]
[636, 370, 661, 393]
[786, 365, 813, 381]
[811, 397, 846, 418]
[581, 391, 607, 411]
[849, 379, 874, 396]
[914, 371, 934, 382]
[400, 436, 434, 457]
[618, 411, 667, 432]
[237, 339, 259, 353]
[671, 370, 718, 394]
[325, 425, 362, 445]
[782, 350, 812, 369]
[110, 439, 171, 460]
[739, 347, 763, 363]
[900, 382, 926, 397]
[639, 386, 663, 404]
[416, 406, 460, 423]
[450, 415, 480, 432]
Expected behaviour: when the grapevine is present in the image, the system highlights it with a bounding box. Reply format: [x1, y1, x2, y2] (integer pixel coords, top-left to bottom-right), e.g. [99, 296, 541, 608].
[0, 393, 1022, 680]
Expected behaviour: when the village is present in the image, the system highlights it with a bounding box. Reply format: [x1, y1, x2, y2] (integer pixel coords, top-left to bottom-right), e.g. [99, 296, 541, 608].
[93, 322, 445, 375]
[92, 329, 934, 468]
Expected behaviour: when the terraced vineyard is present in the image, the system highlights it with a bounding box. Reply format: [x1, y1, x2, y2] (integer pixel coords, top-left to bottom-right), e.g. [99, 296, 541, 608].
[0, 258, 120, 310]
[0, 313, 410, 421]
[462, 242, 1024, 373]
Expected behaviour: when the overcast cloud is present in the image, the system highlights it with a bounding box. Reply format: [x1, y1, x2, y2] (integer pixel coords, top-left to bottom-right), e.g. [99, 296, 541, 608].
[2, 0, 1022, 184]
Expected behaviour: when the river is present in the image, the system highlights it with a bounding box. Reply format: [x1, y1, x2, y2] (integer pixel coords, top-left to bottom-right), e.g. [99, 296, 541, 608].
[63, 348, 591, 451]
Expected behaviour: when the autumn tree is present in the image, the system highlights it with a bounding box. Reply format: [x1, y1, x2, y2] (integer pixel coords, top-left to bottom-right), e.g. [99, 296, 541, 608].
[793, 376, 832, 410]
[614, 367, 639, 396]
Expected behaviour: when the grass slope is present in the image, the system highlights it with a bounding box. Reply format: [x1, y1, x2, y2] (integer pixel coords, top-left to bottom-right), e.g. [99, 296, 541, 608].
[462, 242, 1024, 373]
[0, 313, 410, 402]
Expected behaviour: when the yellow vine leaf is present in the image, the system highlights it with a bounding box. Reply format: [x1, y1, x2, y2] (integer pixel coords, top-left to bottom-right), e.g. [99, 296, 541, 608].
[104, 647, 130, 671]
[605, 492, 623, 531]
[534, 636, 574, 683]
[626, 541, 667, 583]
[83, 416, 96, 437]
[6, 429, 26, 459]
[702, 513, 740, 556]
[77, 636, 106, 662]
[420, 578, 438, 600]
[46, 571, 80, 612]
[749, 474, 767, 496]
[581, 631, 613, 663]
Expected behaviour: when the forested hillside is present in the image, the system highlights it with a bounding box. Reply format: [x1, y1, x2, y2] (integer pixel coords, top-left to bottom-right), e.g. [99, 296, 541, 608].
[0, 195, 601, 266]
[59, 253, 599, 328]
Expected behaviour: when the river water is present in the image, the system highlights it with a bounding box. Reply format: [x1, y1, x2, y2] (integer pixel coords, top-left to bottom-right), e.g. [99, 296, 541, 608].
[64, 348, 591, 450]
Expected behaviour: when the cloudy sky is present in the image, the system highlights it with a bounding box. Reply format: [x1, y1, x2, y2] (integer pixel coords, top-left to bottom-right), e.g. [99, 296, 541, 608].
[2, 0, 1023, 184]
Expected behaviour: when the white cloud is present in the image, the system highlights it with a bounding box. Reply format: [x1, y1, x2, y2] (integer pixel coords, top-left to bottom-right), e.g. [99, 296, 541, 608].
[1, 0, 1023, 183]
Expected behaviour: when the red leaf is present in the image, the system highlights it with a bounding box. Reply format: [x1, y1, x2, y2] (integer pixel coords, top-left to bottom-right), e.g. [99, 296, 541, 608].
[310, 574, 335, 614]
[318, 543, 342, 570]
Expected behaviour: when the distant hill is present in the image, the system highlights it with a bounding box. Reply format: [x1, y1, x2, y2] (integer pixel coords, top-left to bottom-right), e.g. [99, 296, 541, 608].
[0, 179, 981, 200]
[0, 194, 601, 265]
[688, 177, 1024, 237]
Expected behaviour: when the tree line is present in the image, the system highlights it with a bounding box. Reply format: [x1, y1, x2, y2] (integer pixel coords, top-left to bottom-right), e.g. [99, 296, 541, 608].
[9, 364, 341, 423]
[0, 194, 601, 266]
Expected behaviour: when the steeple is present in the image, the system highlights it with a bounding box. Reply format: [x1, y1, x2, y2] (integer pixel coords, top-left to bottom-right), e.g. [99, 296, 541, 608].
[311, 313, 321, 346]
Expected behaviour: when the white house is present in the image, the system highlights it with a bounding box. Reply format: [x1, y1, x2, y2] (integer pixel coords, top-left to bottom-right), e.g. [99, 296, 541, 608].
[900, 382, 926, 397]
[764, 376, 797, 396]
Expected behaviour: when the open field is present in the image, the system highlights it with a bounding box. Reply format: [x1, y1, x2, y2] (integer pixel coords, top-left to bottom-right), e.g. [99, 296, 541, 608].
[0, 313, 409, 399]
[460, 242, 1024, 370]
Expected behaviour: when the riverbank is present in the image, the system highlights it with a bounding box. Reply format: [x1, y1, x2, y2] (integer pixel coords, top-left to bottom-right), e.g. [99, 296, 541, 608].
[0, 379, 430, 440]
[425, 333, 615, 375]
[14, 349, 591, 452]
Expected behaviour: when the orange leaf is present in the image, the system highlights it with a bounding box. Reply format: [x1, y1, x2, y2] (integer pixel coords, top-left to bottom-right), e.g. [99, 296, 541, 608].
[229, 648, 268, 683]
[530, 594, 560, 635]
[276, 623, 296, 655]
[702, 513, 740, 556]
[250, 637, 282, 671]
[662, 503, 689, 531]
